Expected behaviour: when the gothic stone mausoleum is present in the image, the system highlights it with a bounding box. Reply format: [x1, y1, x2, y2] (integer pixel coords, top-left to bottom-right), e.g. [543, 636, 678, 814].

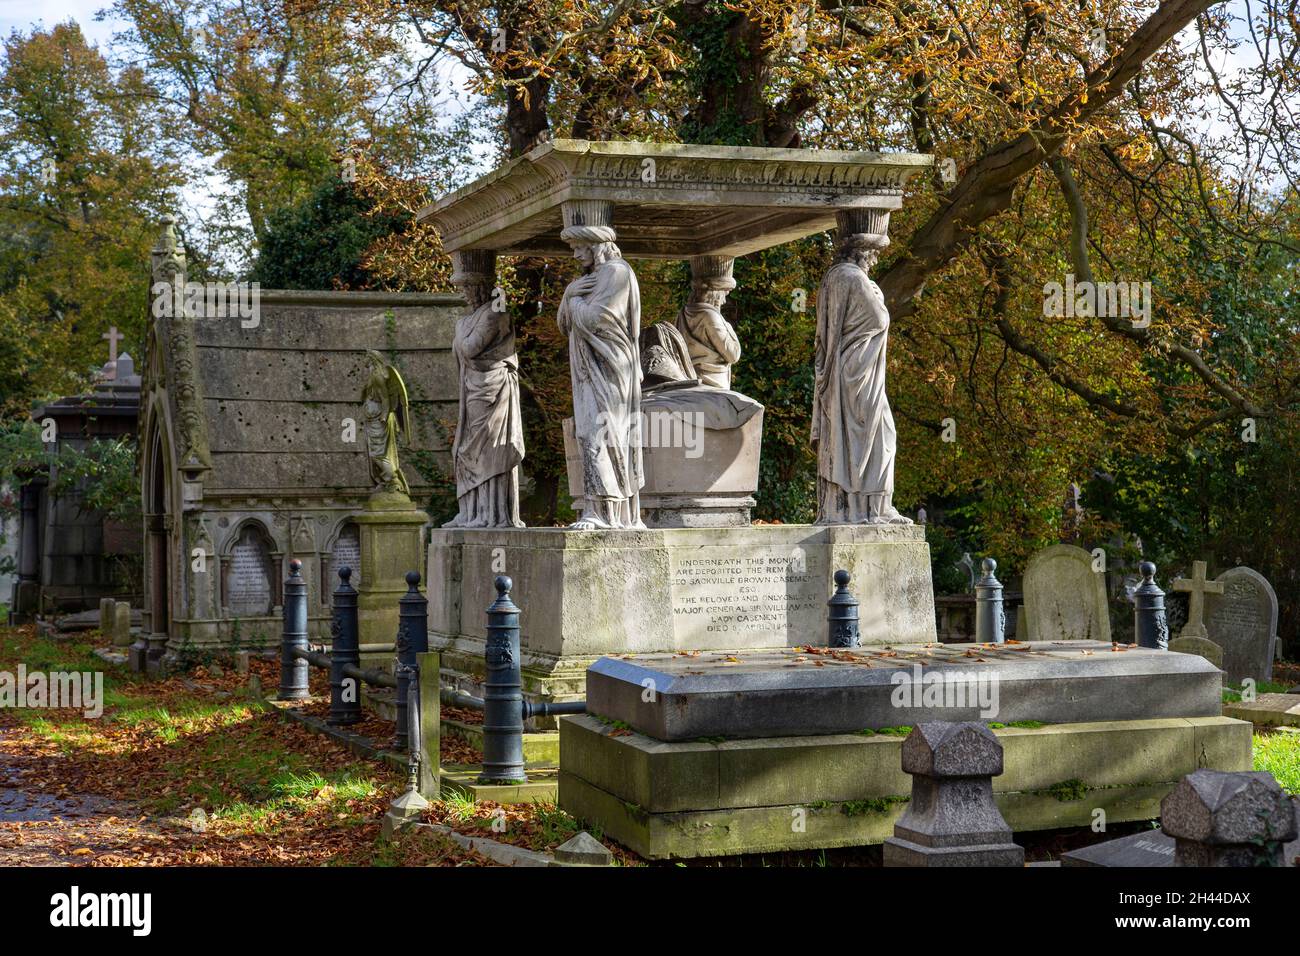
[138, 220, 458, 662]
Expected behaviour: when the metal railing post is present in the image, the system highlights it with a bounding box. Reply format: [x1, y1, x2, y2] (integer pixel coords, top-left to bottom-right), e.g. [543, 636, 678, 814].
[479, 575, 526, 784]
[974, 557, 1006, 645]
[278, 558, 309, 700]
[394, 571, 428, 751]
[329, 566, 361, 724]
[827, 569, 860, 648]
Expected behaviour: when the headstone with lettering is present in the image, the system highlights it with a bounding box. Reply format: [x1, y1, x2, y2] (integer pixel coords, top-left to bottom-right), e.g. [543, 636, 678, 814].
[224, 527, 274, 617]
[1204, 566, 1278, 686]
[330, 523, 362, 590]
[1021, 543, 1111, 642]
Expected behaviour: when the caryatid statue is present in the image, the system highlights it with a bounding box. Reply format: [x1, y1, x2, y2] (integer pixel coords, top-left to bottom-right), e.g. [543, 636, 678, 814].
[812, 209, 912, 525]
[556, 201, 645, 530]
[674, 255, 741, 389]
[362, 349, 412, 498]
[444, 250, 525, 528]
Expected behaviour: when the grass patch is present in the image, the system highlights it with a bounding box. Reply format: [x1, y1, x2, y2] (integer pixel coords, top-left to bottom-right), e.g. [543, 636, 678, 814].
[1254, 731, 1300, 795]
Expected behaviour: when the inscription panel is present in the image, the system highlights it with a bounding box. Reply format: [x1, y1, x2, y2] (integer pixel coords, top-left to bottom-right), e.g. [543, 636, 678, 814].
[669, 545, 824, 646]
[225, 528, 273, 617]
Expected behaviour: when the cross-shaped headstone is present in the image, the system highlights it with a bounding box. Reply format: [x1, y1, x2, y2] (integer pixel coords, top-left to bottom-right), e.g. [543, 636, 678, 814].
[1172, 560, 1224, 640]
[102, 326, 124, 365]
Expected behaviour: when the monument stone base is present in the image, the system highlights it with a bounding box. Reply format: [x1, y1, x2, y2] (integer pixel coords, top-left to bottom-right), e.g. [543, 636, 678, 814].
[557, 715, 1252, 860]
[426, 523, 937, 711]
[356, 493, 428, 646]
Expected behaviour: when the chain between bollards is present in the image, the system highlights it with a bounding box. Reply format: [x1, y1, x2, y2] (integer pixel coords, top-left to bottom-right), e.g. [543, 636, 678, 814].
[278, 558, 310, 700]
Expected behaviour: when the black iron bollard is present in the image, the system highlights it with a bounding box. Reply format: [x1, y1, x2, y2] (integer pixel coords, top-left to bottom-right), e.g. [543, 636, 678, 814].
[329, 567, 361, 725]
[1134, 561, 1169, 650]
[974, 558, 1006, 644]
[480, 575, 527, 784]
[278, 558, 310, 700]
[394, 571, 429, 751]
[827, 569, 860, 648]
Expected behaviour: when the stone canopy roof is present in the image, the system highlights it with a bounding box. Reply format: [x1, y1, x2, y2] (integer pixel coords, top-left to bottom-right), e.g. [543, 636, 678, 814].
[419, 139, 933, 259]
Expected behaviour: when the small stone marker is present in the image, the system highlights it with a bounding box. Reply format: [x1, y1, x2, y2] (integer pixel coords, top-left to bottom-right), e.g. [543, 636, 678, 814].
[235, 651, 250, 675]
[883, 722, 1024, 867]
[1061, 830, 1176, 867]
[1170, 560, 1223, 641]
[552, 831, 614, 866]
[98, 597, 115, 635]
[1160, 769, 1298, 867]
[111, 601, 132, 648]
[1205, 566, 1278, 686]
[1022, 543, 1111, 641]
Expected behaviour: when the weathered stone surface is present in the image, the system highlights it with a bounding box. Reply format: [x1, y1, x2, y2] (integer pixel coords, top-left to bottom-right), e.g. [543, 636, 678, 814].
[1022, 544, 1111, 642]
[427, 523, 937, 704]
[1168, 634, 1224, 669]
[557, 715, 1252, 859]
[1161, 769, 1298, 866]
[1204, 566, 1278, 686]
[98, 597, 115, 635]
[584, 642, 1223, 741]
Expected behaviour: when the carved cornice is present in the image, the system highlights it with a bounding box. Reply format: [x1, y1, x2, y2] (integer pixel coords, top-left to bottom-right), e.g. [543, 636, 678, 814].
[419, 139, 933, 259]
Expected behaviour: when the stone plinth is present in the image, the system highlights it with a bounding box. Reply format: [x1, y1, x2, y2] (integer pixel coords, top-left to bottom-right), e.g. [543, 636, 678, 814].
[1161, 769, 1298, 866]
[883, 723, 1024, 867]
[356, 494, 428, 646]
[426, 524, 936, 705]
[584, 641, 1224, 741]
[557, 715, 1252, 860]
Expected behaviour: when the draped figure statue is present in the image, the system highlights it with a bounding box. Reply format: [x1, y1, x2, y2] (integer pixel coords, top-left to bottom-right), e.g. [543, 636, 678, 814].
[812, 228, 912, 525]
[444, 254, 525, 528]
[557, 215, 645, 530]
[674, 255, 740, 389]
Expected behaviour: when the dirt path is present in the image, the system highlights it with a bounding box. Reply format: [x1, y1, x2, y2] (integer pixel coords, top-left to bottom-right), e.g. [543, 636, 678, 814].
[0, 730, 184, 866]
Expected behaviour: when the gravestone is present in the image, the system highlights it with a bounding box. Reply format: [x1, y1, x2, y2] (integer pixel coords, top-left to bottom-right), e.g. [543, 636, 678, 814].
[1204, 567, 1278, 686]
[330, 523, 362, 591]
[1168, 634, 1224, 669]
[111, 601, 132, 647]
[225, 527, 274, 617]
[99, 597, 115, 635]
[1021, 543, 1110, 642]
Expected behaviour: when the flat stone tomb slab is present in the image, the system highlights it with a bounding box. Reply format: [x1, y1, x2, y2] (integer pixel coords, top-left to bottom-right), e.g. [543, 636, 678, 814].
[587, 641, 1223, 741]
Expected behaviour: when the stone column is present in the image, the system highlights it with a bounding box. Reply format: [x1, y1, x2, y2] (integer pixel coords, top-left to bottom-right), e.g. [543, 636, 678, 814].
[883, 722, 1024, 866]
[1161, 769, 1298, 866]
[11, 481, 41, 621]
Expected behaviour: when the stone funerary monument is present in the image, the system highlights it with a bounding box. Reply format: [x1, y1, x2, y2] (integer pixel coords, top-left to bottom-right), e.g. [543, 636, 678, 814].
[137, 219, 456, 665]
[419, 139, 938, 707]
